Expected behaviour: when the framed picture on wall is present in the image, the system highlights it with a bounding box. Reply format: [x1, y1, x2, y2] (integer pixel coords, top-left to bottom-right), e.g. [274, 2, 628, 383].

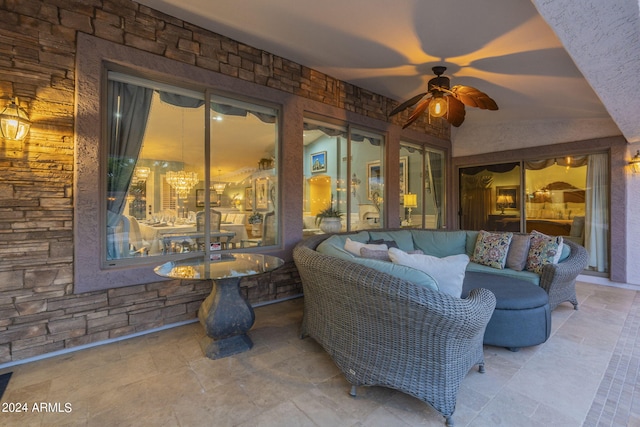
[399, 156, 408, 203]
[367, 160, 382, 201]
[311, 151, 327, 173]
[244, 187, 253, 211]
[255, 178, 269, 209]
[196, 189, 218, 207]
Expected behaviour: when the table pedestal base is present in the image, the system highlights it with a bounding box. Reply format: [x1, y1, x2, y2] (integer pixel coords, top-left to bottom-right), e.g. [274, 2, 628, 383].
[198, 276, 255, 360]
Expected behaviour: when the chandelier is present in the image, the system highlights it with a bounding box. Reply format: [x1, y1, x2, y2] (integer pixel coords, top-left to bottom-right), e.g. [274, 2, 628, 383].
[166, 170, 199, 198]
[134, 166, 150, 181]
[165, 110, 198, 199]
[212, 169, 226, 195]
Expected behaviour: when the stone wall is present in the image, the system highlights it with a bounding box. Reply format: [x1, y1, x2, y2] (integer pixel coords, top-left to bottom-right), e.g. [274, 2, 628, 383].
[0, 0, 446, 364]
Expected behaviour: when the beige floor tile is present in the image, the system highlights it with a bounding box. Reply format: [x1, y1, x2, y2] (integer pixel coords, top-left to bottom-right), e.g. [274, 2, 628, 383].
[1, 281, 638, 426]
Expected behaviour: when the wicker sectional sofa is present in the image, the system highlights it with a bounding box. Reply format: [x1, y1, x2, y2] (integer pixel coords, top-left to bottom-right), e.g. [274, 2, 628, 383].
[293, 228, 588, 426]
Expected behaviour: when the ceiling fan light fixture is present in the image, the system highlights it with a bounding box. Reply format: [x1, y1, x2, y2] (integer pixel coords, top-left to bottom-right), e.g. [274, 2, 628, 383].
[428, 95, 447, 118]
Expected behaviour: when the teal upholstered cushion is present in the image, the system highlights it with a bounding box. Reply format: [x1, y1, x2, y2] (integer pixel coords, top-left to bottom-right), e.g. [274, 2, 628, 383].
[410, 230, 468, 257]
[369, 230, 414, 252]
[465, 230, 479, 256]
[558, 242, 571, 262]
[471, 230, 513, 269]
[466, 262, 541, 286]
[316, 232, 438, 290]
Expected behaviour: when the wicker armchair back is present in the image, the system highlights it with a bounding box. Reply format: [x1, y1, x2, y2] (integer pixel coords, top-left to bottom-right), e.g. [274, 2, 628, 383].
[293, 234, 496, 426]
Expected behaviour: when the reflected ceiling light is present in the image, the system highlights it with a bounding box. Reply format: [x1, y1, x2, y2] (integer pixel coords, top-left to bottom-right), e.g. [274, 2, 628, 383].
[166, 111, 198, 198]
[212, 169, 226, 195]
[629, 150, 640, 174]
[0, 97, 31, 142]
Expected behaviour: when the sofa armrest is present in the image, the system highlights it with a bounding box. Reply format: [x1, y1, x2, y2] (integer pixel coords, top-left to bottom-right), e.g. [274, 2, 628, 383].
[539, 239, 588, 310]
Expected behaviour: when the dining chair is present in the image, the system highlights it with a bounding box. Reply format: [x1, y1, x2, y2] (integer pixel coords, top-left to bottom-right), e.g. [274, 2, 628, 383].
[241, 211, 275, 247]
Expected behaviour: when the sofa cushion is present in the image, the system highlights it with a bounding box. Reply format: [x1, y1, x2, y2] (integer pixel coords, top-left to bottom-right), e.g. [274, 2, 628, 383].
[411, 230, 467, 257]
[316, 234, 438, 290]
[506, 234, 532, 271]
[344, 237, 387, 256]
[471, 230, 513, 269]
[360, 247, 391, 261]
[369, 230, 414, 252]
[388, 248, 469, 297]
[466, 262, 541, 286]
[465, 230, 480, 256]
[316, 231, 370, 258]
[526, 230, 564, 274]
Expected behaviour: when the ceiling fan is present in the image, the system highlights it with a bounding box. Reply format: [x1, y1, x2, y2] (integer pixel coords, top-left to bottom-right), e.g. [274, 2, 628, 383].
[389, 66, 498, 128]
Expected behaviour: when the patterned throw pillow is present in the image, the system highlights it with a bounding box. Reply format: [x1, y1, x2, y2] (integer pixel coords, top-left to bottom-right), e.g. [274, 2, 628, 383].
[526, 230, 564, 274]
[471, 230, 513, 269]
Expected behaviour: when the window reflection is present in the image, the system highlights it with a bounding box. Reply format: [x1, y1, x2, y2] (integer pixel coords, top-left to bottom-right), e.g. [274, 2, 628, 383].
[302, 120, 384, 234]
[106, 72, 279, 262]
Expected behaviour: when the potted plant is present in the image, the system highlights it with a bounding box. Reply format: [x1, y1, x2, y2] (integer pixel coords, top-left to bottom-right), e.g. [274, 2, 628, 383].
[248, 211, 263, 237]
[315, 205, 344, 233]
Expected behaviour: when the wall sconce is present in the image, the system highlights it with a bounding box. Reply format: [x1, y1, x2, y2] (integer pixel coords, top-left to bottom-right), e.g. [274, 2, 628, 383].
[351, 173, 361, 197]
[629, 150, 640, 174]
[0, 97, 31, 142]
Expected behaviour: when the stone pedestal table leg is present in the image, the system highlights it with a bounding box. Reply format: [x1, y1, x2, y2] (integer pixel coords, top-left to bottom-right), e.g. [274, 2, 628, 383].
[198, 276, 255, 359]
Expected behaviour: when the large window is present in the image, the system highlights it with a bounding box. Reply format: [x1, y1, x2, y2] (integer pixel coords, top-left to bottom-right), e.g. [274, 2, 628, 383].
[106, 72, 279, 264]
[399, 143, 445, 229]
[302, 119, 384, 234]
[459, 153, 609, 274]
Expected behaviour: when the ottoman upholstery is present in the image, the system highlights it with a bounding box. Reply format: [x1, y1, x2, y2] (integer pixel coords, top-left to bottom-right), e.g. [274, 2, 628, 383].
[462, 271, 551, 351]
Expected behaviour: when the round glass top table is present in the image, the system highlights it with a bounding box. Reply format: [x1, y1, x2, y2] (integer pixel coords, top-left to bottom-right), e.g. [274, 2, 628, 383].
[155, 253, 284, 359]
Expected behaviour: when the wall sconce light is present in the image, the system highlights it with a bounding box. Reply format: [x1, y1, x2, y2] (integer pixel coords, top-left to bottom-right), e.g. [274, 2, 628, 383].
[0, 97, 31, 142]
[629, 150, 640, 174]
[351, 173, 361, 197]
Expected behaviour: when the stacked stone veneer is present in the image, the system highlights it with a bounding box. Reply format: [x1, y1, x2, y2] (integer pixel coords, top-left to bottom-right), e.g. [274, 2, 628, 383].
[0, 0, 447, 364]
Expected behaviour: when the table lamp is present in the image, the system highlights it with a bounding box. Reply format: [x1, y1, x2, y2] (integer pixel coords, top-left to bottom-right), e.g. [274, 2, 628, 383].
[403, 193, 417, 225]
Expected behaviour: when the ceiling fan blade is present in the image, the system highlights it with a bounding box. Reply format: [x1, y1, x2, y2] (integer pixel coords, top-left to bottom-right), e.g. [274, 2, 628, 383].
[451, 85, 499, 110]
[402, 98, 430, 129]
[389, 92, 428, 117]
[446, 96, 466, 127]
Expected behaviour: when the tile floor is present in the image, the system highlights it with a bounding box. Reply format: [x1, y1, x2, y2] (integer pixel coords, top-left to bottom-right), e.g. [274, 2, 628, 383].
[1, 280, 638, 427]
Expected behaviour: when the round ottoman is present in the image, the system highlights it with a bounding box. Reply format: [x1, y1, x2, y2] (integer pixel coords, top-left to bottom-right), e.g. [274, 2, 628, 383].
[462, 271, 551, 352]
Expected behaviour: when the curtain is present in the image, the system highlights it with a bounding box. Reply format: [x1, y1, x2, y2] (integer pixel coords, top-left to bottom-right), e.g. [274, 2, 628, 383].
[106, 81, 153, 259]
[461, 175, 493, 230]
[585, 153, 609, 272]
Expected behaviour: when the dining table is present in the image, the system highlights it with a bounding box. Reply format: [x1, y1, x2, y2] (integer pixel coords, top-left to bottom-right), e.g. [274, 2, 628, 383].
[154, 253, 284, 359]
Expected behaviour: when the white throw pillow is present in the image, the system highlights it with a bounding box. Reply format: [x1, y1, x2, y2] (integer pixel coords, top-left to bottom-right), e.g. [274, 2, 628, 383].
[344, 237, 388, 256]
[388, 247, 469, 297]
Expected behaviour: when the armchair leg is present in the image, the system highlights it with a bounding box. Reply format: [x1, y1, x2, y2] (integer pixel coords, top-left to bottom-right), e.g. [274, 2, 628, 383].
[445, 415, 454, 426]
[478, 362, 485, 373]
[349, 385, 357, 397]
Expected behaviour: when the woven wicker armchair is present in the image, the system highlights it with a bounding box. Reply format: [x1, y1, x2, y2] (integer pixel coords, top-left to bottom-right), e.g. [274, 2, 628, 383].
[293, 234, 496, 426]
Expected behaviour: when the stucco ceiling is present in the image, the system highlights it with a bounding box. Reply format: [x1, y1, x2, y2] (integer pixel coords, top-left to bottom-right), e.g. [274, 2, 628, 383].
[137, 0, 640, 156]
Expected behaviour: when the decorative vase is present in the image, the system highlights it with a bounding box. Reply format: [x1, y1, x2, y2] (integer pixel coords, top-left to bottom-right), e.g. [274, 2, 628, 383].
[319, 217, 342, 233]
